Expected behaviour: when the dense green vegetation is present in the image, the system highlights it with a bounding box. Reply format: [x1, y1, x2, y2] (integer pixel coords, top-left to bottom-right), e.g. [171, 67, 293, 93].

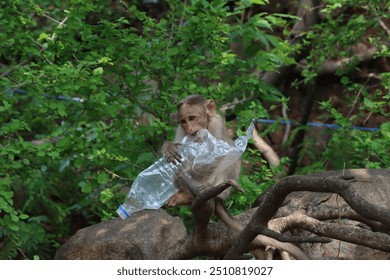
[1, 0, 389, 259]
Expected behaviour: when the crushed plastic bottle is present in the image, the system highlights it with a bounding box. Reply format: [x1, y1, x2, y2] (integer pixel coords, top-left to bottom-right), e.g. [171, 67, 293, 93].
[117, 121, 254, 219]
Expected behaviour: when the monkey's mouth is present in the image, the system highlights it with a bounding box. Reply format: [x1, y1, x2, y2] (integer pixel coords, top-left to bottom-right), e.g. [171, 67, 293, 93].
[186, 130, 199, 136]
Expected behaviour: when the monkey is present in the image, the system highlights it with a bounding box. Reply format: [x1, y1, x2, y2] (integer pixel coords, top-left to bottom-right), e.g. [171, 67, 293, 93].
[162, 94, 239, 207]
[162, 94, 309, 259]
[162, 94, 240, 238]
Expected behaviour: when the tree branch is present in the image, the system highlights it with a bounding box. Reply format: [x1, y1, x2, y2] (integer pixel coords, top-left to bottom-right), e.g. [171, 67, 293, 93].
[225, 175, 390, 259]
[288, 80, 316, 175]
[269, 211, 390, 252]
[252, 126, 280, 167]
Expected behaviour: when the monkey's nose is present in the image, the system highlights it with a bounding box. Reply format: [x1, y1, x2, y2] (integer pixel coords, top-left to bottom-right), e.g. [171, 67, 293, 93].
[186, 128, 196, 135]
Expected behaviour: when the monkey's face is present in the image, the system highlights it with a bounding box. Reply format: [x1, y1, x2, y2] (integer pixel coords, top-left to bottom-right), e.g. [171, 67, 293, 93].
[178, 103, 208, 135]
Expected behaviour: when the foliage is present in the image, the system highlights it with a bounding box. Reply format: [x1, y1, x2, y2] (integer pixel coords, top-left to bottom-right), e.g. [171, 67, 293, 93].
[316, 101, 390, 169]
[292, 0, 390, 173]
[0, 0, 388, 259]
[0, 0, 289, 259]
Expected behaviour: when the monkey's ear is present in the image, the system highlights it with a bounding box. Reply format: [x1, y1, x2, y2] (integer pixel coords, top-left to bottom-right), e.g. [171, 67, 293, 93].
[205, 99, 217, 116]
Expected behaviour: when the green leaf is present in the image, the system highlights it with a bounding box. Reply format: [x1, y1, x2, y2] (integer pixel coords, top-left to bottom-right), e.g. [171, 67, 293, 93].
[364, 97, 374, 108]
[340, 76, 350, 85]
[380, 122, 390, 138]
[11, 212, 19, 222]
[100, 189, 114, 204]
[252, 0, 268, 5]
[255, 19, 272, 30]
[4, 216, 19, 231]
[93, 67, 104, 75]
[7, 223, 19, 231]
[48, 151, 60, 159]
[0, 198, 8, 210]
[79, 181, 92, 194]
[167, 47, 179, 57]
[3, 191, 13, 200]
[57, 102, 67, 117]
[19, 214, 30, 220]
[97, 173, 109, 184]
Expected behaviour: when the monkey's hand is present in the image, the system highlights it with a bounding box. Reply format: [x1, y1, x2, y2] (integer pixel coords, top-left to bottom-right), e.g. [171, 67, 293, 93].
[162, 141, 182, 164]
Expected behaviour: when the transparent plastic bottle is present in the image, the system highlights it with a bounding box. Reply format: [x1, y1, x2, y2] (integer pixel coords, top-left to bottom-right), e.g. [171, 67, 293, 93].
[116, 157, 182, 219]
[117, 121, 254, 219]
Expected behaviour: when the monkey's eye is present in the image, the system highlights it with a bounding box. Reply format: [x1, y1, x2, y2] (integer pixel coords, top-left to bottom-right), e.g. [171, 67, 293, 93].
[189, 116, 196, 121]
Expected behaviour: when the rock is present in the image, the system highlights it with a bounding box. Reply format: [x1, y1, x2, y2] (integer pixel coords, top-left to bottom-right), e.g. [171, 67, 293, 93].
[55, 208, 186, 260]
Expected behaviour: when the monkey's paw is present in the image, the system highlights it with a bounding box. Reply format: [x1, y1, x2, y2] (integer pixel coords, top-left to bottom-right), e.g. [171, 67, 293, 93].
[166, 192, 193, 207]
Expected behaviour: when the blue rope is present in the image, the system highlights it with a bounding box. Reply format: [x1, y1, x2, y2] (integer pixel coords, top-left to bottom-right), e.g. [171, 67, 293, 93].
[6, 88, 380, 132]
[253, 118, 379, 132]
[10, 88, 84, 103]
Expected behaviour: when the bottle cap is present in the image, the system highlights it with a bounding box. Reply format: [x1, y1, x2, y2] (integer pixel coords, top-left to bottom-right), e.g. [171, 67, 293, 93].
[117, 205, 130, 220]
